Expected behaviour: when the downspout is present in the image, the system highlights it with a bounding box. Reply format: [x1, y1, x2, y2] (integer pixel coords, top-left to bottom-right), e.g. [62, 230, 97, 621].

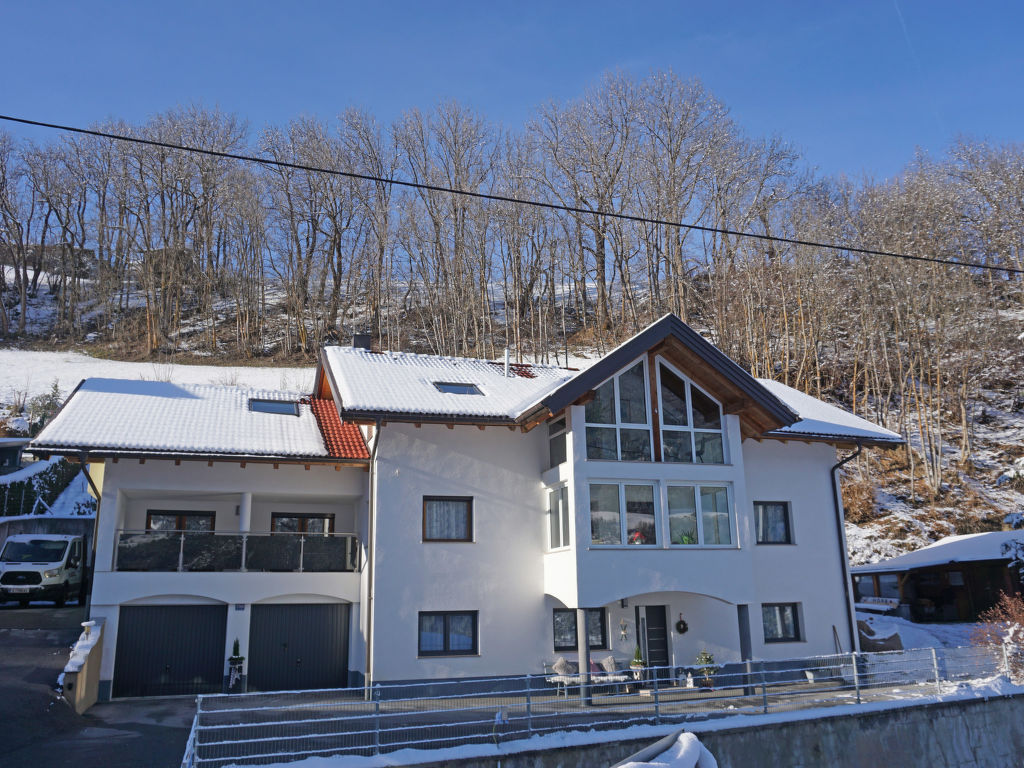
[831, 443, 862, 654]
[79, 451, 101, 619]
[364, 419, 383, 699]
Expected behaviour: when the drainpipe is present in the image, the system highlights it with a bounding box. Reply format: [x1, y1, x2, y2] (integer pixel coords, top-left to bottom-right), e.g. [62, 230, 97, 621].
[79, 451, 101, 620]
[364, 418, 383, 699]
[831, 443, 862, 654]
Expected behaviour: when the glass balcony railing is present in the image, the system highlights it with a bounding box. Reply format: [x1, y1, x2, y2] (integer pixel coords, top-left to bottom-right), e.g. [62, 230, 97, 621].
[114, 530, 360, 573]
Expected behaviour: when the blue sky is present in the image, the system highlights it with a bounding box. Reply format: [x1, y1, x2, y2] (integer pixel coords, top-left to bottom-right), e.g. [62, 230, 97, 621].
[2, 1, 1021, 179]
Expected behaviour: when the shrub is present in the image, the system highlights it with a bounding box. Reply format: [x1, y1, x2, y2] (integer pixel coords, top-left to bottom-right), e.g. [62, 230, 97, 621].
[842, 476, 876, 524]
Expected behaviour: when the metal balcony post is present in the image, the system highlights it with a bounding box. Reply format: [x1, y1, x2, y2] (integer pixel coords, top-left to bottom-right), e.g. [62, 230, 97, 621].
[112, 530, 120, 571]
[931, 647, 941, 694]
[525, 674, 533, 733]
[178, 532, 185, 572]
[653, 666, 661, 724]
[851, 652, 861, 704]
[759, 661, 769, 713]
[298, 535, 305, 573]
[240, 533, 247, 572]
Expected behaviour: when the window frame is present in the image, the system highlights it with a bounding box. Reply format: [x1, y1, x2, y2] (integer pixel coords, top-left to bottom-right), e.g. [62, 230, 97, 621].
[547, 485, 571, 551]
[655, 357, 727, 465]
[422, 496, 474, 543]
[762, 602, 802, 643]
[588, 481, 660, 547]
[548, 415, 568, 468]
[249, 398, 299, 416]
[584, 356, 654, 463]
[552, 607, 608, 652]
[754, 501, 793, 545]
[418, 610, 479, 656]
[270, 513, 335, 534]
[145, 509, 216, 532]
[665, 483, 735, 548]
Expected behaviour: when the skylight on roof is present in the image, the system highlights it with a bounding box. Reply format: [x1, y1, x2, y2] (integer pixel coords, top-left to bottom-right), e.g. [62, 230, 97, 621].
[250, 399, 299, 416]
[433, 382, 483, 396]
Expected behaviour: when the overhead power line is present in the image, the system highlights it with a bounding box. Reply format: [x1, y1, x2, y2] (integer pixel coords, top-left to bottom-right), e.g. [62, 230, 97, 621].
[1, 112, 1020, 275]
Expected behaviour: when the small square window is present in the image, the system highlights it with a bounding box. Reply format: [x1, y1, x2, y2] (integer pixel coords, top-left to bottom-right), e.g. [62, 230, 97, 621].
[433, 382, 483, 395]
[755, 502, 792, 544]
[418, 611, 478, 656]
[250, 399, 299, 416]
[762, 602, 801, 643]
[423, 497, 473, 542]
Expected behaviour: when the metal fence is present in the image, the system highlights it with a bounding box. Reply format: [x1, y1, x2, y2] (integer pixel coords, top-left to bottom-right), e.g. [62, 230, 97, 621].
[181, 643, 1020, 768]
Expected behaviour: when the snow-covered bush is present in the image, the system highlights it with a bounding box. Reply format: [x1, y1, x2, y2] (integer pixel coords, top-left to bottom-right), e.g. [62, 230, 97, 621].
[0, 458, 82, 517]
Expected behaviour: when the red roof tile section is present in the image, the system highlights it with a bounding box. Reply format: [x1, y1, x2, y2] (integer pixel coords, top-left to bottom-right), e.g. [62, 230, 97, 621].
[308, 398, 370, 460]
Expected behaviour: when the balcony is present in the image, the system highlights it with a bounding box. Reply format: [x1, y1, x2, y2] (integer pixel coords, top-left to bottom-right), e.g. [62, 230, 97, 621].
[113, 530, 360, 573]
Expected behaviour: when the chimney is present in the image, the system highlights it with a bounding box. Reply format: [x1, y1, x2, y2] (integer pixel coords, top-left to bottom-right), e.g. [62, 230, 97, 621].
[352, 332, 372, 351]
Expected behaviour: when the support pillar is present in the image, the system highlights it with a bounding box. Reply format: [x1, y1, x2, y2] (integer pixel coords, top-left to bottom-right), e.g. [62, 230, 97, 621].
[576, 608, 592, 705]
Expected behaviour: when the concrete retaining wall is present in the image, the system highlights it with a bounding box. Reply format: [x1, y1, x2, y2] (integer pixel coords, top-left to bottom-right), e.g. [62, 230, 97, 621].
[410, 694, 1024, 768]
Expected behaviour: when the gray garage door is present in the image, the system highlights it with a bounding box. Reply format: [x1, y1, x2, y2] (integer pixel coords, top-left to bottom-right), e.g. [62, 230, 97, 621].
[113, 604, 227, 698]
[248, 603, 350, 691]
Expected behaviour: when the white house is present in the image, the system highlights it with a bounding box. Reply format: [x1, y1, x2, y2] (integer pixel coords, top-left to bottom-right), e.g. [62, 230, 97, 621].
[30, 314, 901, 699]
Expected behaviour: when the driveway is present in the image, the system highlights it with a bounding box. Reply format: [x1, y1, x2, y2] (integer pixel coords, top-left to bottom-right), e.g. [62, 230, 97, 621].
[0, 603, 194, 768]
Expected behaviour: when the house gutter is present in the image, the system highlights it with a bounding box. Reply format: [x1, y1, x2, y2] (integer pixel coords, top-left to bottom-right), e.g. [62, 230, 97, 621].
[364, 418, 383, 699]
[831, 443, 862, 654]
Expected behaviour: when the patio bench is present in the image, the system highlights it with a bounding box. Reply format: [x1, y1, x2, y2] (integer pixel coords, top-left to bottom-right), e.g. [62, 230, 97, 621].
[543, 656, 631, 696]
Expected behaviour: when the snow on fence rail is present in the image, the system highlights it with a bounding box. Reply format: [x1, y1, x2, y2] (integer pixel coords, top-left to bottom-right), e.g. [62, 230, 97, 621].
[181, 644, 1020, 768]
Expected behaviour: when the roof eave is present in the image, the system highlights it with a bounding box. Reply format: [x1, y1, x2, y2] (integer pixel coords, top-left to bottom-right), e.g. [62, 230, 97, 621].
[759, 430, 905, 448]
[28, 445, 368, 466]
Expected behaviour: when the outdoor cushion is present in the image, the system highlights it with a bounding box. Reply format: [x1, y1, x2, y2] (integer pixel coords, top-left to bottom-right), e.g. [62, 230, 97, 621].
[552, 656, 572, 675]
[600, 655, 618, 674]
[589, 659, 602, 675]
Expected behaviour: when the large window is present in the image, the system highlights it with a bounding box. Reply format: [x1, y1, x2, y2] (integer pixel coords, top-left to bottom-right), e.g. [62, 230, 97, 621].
[422, 497, 473, 542]
[146, 510, 215, 531]
[271, 513, 334, 534]
[589, 483, 658, 546]
[755, 502, 792, 544]
[665, 485, 733, 546]
[418, 611, 478, 656]
[657, 362, 725, 464]
[762, 603, 801, 643]
[548, 486, 570, 550]
[585, 361, 652, 462]
[553, 608, 607, 651]
[548, 416, 568, 468]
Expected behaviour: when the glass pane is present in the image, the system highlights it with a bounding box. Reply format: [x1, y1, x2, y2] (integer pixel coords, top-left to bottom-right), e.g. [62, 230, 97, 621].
[590, 484, 622, 545]
[853, 575, 877, 600]
[762, 604, 797, 641]
[756, 503, 789, 543]
[245, 534, 301, 571]
[694, 432, 724, 464]
[668, 486, 698, 545]
[586, 427, 618, 460]
[553, 610, 577, 649]
[424, 499, 469, 540]
[184, 515, 214, 531]
[625, 485, 656, 545]
[620, 428, 652, 461]
[700, 487, 732, 545]
[691, 387, 722, 429]
[182, 533, 241, 571]
[116, 532, 180, 571]
[302, 535, 354, 571]
[548, 417, 566, 436]
[419, 614, 445, 653]
[618, 362, 648, 424]
[448, 614, 475, 651]
[549, 432, 567, 467]
[548, 490, 561, 549]
[273, 516, 301, 533]
[662, 430, 693, 463]
[586, 609, 606, 648]
[148, 514, 178, 531]
[879, 574, 900, 599]
[559, 487, 570, 548]
[304, 517, 332, 535]
[585, 380, 615, 424]
[659, 365, 689, 426]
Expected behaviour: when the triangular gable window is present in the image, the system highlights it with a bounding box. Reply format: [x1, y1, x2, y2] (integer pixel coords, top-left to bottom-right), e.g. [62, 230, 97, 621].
[656, 359, 725, 464]
[583, 359, 653, 462]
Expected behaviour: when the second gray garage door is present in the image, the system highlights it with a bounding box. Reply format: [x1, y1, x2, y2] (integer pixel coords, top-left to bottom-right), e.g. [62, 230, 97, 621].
[248, 603, 350, 691]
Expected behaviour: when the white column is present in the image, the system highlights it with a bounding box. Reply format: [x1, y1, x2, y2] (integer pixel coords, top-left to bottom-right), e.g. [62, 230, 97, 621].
[239, 492, 252, 532]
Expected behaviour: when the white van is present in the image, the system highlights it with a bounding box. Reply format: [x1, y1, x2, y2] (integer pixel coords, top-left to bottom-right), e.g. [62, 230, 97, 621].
[0, 534, 85, 606]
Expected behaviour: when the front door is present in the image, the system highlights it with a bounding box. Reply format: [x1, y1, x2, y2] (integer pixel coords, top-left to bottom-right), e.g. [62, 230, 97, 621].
[636, 605, 670, 680]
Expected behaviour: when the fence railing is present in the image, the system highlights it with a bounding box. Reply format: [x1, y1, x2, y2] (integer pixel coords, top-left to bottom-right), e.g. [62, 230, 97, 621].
[180, 643, 1022, 767]
[115, 530, 360, 573]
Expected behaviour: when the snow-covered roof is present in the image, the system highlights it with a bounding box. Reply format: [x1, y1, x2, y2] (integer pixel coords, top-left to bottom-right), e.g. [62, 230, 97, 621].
[852, 531, 1024, 574]
[756, 379, 903, 445]
[31, 378, 365, 462]
[322, 347, 576, 421]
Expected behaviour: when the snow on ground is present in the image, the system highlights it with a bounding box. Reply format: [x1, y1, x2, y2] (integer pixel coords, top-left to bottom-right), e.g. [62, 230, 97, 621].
[0, 349, 313, 402]
[618, 732, 718, 768]
[857, 611, 978, 650]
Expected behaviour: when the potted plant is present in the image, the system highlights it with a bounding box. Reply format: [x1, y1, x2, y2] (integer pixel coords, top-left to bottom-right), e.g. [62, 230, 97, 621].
[227, 638, 246, 693]
[630, 645, 646, 675]
[695, 648, 718, 689]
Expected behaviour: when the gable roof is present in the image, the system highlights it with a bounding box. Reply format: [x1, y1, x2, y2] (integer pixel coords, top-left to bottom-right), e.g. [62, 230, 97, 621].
[852, 531, 1023, 574]
[756, 379, 903, 447]
[319, 346, 576, 423]
[30, 378, 368, 464]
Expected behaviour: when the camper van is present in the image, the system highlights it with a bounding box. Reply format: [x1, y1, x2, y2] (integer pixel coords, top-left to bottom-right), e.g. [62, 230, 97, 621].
[0, 534, 85, 606]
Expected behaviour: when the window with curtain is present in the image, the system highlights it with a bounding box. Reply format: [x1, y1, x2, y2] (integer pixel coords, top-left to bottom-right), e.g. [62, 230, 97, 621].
[762, 603, 801, 642]
[553, 608, 607, 651]
[584, 361, 652, 462]
[548, 486, 570, 550]
[754, 502, 791, 544]
[657, 362, 726, 464]
[422, 497, 472, 542]
[418, 611, 478, 655]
